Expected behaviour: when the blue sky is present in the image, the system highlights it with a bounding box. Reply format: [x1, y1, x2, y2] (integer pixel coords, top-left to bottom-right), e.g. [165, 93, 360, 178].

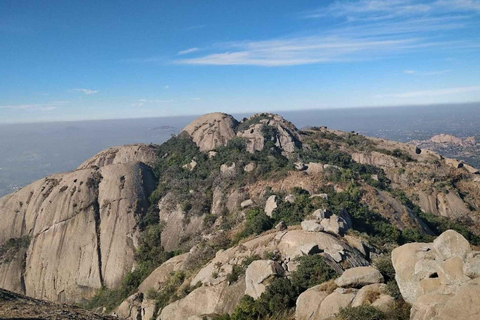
[1, 0, 480, 123]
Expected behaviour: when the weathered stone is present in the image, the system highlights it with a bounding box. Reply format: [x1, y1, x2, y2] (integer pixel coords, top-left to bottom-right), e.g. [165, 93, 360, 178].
[264, 195, 277, 217]
[437, 257, 469, 285]
[159, 279, 246, 320]
[240, 199, 254, 209]
[220, 162, 236, 175]
[334, 266, 384, 288]
[306, 162, 324, 174]
[244, 163, 255, 173]
[182, 113, 238, 152]
[320, 214, 350, 235]
[435, 278, 480, 320]
[301, 220, 324, 232]
[295, 285, 329, 320]
[275, 221, 287, 231]
[77, 144, 157, 169]
[433, 230, 471, 261]
[392, 242, 434, 303]
[245, 260, 284, 299]
[351, 283, 394, 313]
[312, 208, 329, 220]
[236, 113, 301, 154]
[284, 194, 295, 203]
[344, 235, 368, 257]
[464, 252, 480, 278]
[316, 289, 356, 320]
[182, 159, 197, 171]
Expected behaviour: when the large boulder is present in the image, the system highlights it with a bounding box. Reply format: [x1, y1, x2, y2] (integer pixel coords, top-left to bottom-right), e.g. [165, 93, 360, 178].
[392, 230, 480, 320]
[245, 260, 284, 299]
[159, 279, 246, 320]
[182, 113, 238, 152]
[334, 266, 384, 288]
[433, 229, 471, 261]
[315, 288, 357, 320]
[301, 220, 324, 232]
[0, 162, 156, 303]
[264, 195, 277, 217]
[295, 285, 329, 320]
[236, 113, 301, 154]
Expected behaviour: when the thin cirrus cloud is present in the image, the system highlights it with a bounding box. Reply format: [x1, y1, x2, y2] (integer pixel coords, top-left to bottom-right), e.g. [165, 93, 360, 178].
[131, 99, 174, 107]
[73, 88, 99, 95]
[177, 47, 199, 55]
[173, 0, 480, 67]
[0, 101, 68, 111]
[375, 85, 480, 98]
[403, 69, 451, 75]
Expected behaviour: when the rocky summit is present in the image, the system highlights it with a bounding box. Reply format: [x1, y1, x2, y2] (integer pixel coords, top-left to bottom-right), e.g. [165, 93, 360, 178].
[1, 112, 480, 320]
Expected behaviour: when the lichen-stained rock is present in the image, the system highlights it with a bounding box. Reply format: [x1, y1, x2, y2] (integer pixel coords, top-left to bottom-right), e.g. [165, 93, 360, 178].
[182, 113, 238, 152]
[236, 113, 301, 154]
[0, 162, 155, 303]
[334, 266, 384, 288]
[245, 260, 284, 299]
[159, 279, 246, 320]
[77, 144, 158, 169]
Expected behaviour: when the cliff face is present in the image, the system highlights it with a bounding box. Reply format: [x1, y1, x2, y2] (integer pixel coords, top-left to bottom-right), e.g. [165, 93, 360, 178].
[0, 145, 156, 303]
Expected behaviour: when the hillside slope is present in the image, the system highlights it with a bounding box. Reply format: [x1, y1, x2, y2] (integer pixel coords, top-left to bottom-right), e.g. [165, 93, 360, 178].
[1, 112, 480, 319]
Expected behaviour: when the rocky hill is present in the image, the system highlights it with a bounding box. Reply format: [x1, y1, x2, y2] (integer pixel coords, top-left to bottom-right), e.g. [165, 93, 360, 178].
[411, 134, 480, 168]
[1, 112, 480, 319]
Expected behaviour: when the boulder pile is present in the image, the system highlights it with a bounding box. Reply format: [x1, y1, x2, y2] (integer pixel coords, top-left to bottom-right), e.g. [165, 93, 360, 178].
[392, 230, 480, 320]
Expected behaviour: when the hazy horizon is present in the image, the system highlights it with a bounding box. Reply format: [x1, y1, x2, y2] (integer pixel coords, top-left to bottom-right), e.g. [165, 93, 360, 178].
[1, 102, 479, 198]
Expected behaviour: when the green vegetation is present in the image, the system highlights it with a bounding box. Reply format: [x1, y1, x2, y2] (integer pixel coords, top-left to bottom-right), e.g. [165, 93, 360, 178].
[0, 236, 30, 263]
[218, 255, 337, 319]
[290, 255, 337, 292]
[336, 306, 387, 320]
[375, 148, 415, 162]
[336, 302, 411, 320]
[271, 188, 315, 225]
[236, 208, 274, 240]
[394, 190, 480, 245]
[297, 139, 390, 190]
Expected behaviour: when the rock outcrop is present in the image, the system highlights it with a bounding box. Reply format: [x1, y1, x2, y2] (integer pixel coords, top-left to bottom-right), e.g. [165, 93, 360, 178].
[0, 158, 155, 303]
[237, 113, 301, 154]
[77, 144, 158, 169]
[392, 230, 480, 320]
[182, 113, 238, 151]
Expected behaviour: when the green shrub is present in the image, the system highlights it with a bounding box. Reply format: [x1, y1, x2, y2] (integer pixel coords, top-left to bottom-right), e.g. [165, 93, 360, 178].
[0, 236, 30, 263]
[337, 305, 387, 320]
[290, 255, 337, 292]
[237, 208, 273, 239]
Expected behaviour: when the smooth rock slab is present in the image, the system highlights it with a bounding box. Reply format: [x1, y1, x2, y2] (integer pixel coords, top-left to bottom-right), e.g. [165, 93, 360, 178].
[334, 266, 384, 288]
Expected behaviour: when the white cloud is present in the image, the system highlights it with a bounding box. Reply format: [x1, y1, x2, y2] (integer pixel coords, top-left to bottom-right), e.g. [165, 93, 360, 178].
[131, 99, 174, 107]
[164, 85, 170, 89]
[73, 88, 99, 95]
[403, 69, 451, 75]
[0, 101, 68, 111]
[178, 47, 199, 55]
[174, 0, 479, 67]
[375, 85, 480, 98]
[305, 0, 480, 20]
[190, 97, 202, 101]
